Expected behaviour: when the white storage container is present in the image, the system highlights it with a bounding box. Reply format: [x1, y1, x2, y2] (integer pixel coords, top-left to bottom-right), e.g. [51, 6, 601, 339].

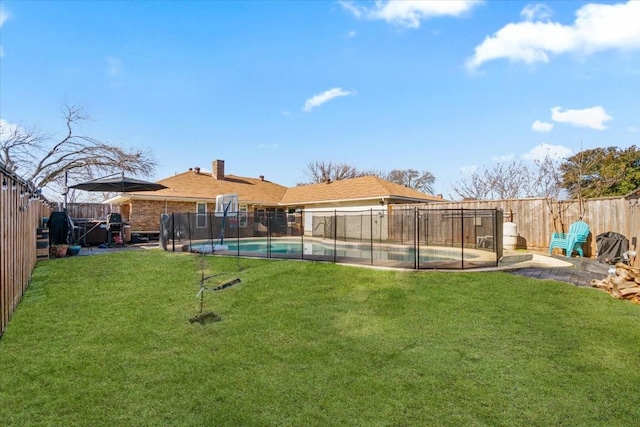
[503, 222, 518, 250]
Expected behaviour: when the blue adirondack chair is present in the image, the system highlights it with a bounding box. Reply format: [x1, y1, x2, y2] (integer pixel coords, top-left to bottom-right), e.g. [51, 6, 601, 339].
[549, 221, 590, 258]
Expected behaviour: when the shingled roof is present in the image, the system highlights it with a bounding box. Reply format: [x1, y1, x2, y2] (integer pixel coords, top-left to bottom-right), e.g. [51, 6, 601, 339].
[279, 176, 443, 205]
[111, 160, 444, 207]
[124, 168, 288, 205]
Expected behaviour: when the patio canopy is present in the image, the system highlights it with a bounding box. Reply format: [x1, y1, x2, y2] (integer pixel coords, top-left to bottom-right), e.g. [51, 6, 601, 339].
[68, 173, 168, 193]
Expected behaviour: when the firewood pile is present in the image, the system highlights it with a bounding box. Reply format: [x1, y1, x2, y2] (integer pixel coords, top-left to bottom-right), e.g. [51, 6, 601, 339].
[591, 262, 640, 304]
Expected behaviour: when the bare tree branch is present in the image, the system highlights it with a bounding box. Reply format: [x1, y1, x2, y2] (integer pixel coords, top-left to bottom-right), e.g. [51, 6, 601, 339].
[451, 160, 565, 201]
[0, 104, 157, 200]
[302, 160, 360, 183]
[386, 169, 435, 194]
[300, 161, 436, 194]
[450, 169, 491, 200]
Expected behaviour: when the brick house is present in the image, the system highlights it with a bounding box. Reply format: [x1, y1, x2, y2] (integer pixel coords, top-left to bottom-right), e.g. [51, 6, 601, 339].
[106, 160, 288, 235]
[279, 176, 444, 234]
[106, 159, 444, 236]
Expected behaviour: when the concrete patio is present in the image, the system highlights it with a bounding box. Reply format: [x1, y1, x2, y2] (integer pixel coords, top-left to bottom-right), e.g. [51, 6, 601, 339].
[499, 250, 611, 287]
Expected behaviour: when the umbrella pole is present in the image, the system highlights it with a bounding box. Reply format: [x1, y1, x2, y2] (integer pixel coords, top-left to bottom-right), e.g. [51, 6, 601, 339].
[63, 169, 68, 211]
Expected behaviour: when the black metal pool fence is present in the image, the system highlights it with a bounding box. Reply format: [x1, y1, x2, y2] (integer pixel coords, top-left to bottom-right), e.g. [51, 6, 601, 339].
[160, 208, 504, 270]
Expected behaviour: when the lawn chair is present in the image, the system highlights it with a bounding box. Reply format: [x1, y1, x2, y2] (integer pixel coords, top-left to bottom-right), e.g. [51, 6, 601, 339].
[549, 221, 590, 258]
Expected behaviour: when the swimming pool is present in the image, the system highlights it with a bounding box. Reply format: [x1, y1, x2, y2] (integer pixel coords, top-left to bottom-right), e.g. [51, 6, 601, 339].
[190, 238, 482, 265]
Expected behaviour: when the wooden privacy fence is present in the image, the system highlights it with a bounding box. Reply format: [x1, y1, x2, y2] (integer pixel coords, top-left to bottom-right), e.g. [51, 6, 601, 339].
[65, 203, 122, 220]
[0, 167, 51, 338]
[412, 194, 639, 267]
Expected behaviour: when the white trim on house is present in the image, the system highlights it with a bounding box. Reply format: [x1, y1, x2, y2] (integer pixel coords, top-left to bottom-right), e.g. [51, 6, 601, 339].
[278, 195, 436, 207]
[196, 202, 207, 228]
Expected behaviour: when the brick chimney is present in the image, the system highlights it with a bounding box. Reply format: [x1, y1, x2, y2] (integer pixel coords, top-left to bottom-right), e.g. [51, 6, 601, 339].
[212, 160, 225, 180]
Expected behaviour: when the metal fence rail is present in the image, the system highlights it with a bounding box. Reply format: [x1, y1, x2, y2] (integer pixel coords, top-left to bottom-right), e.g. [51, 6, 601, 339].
[160, 208, 502, 270]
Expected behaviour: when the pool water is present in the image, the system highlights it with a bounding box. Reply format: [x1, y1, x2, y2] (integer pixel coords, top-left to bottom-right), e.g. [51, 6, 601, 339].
[192, 239, 472, 263]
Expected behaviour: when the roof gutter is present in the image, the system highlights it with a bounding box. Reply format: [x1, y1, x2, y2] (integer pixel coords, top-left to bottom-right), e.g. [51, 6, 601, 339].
[103, 193, 283, 205]
[278, 195, 439, 206]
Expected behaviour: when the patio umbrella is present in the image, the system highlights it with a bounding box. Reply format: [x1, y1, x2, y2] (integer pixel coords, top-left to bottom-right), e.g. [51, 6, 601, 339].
[68, 172, 168, 193]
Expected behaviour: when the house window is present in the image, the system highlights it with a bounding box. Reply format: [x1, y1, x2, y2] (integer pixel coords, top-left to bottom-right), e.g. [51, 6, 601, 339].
[196, 202, 207, 228]
[239, 204, 248, 228]
[275, 208, 286, 226]
[257, 208, 267, 225]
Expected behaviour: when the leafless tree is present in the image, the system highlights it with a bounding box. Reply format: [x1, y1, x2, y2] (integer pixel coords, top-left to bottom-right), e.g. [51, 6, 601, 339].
[301, 161, 436, 194]
[451, 161, 528, 200]
[527, 155, 564, 200]
[450, 155, 589, 232]
[528, 155, 573, 232]
[450, 168, 491, 200]
[451, 160, 563, 201]
[0, 104, 156, 200]
[302, 160, 360, 183]
[386, 169, 435, 194]
[529, 148, 606, 231]
[484, 161, 530, 199]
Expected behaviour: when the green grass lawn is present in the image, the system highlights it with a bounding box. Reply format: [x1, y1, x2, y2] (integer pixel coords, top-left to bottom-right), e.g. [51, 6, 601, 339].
[1, 250, 639, 426]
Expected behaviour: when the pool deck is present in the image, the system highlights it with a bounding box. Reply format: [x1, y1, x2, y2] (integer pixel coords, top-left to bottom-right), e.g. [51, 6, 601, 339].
[497, 250, 610, 287]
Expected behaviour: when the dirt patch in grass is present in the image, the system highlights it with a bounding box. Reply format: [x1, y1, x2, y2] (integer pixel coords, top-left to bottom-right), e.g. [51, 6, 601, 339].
[189, 311, 222, 325]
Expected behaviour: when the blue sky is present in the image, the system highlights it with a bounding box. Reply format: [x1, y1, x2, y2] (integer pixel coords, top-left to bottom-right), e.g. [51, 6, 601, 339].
[1, 0, 639, 199]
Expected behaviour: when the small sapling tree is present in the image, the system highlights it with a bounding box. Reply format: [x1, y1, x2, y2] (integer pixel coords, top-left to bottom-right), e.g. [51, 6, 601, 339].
[189, 254, 241, 325]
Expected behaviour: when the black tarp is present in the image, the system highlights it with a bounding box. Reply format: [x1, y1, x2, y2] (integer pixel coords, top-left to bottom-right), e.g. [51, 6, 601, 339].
[159, 213, 171, 251]
[596, 231, 629, 263]
[49, 211, 73, 245]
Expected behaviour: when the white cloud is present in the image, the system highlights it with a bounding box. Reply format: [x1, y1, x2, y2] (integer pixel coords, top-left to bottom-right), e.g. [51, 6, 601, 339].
[521, 143, 573, 162]
[339, 1, 364, 18]
[257, 143, 279, 149]
[628, 126, 638, 133]
[0, 7, 10, 57]
[0, 7, 10, 26]
[466, 1, 640, 70]
[550, 106, 612, 130]
[303, 88, 352, 113]
[532, 120, 554, 132]
[0, 119, 20, 142]
[106, 56, 123, 77]
[491, 154, 515, 162]
[347, 30, 356, 38]
[520, 4, 552, 22]
[341, 0, 482, 29]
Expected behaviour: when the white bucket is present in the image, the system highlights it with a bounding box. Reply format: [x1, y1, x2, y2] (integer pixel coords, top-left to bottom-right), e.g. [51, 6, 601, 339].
[503, 222, 518, 250]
